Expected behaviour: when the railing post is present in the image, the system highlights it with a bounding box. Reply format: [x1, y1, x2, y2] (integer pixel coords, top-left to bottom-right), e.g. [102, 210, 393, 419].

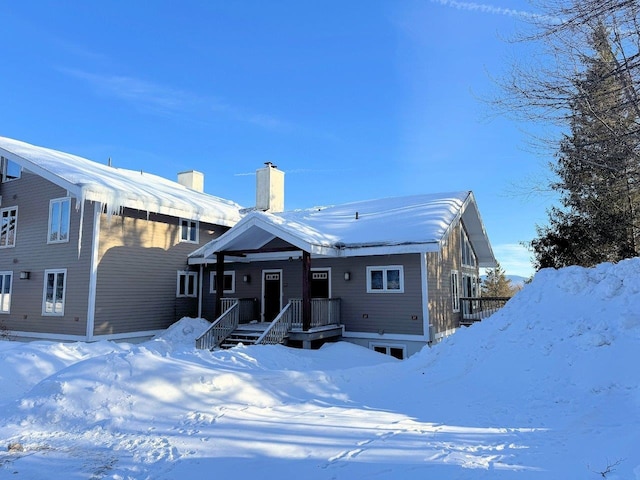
[215, 252, 225, 318]
[302, 250, 311, 331]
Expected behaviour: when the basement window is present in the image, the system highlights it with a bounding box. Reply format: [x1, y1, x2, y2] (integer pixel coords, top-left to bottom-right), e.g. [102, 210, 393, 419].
[371, 343, 406, 360]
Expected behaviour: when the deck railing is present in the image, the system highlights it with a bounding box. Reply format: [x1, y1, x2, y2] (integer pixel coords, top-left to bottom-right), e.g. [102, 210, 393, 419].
[460, 297, 511, 323]
[195, 301, 239, 350]
[290, 298, 341, 330]
[256, 303, 293, 345]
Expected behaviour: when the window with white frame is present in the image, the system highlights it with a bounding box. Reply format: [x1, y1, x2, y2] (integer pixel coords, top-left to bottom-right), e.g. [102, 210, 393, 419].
[210, 271, 235, 294]
[180, 219, 199, 243]
[43, 269, 67, 316]
[177, 271, 198, 297]
[461, 228, 476, 267]
[0, 207, 17, 248]
[48, 198, 71, 243]
[366, 266, 404, 293]
[1, 157, 21, 182]
[451, 270, 460, 312]
[371, 343, 405, 360]
[0, 271, 12, 313]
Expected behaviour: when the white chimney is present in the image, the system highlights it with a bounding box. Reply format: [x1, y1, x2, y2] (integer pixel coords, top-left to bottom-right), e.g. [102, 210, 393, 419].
[177, 170, 204, 192]
[256, 162, 284, 213]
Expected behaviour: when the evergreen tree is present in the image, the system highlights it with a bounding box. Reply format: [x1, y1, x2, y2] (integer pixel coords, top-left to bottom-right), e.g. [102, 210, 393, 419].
[481, 262, 518, 297]
[531, 24, 640, 269]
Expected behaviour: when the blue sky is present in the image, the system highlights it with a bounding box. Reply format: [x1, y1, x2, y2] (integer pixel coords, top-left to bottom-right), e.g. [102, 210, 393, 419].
[0, 0, 554, 277]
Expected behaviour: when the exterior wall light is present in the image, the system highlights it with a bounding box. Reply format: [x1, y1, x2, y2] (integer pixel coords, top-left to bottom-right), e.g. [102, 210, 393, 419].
[344, 272, 351, 281]
[19, 271, 30, 280]
[243, 274, 251, 283]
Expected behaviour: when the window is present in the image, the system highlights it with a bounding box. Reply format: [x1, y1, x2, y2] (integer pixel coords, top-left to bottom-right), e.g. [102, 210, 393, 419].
[210, 271, 235, 294]
[1, 157, 21, 182]
[371, 343, 405, 360]
[43, 269, 66, 316]
[180, 219, 199, 243]
[366, 266, 404, 293]
[461, 228, 476, 267]
[177, 271, 198, 297]
[0, 272, 12, 313]
[48, 198, 71, 243]
[0, 207, 17, 248]
[451, 270, 460, 312]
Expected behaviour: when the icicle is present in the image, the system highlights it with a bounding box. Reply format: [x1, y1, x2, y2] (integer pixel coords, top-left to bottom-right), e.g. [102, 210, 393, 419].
[77, 198, 85, 259]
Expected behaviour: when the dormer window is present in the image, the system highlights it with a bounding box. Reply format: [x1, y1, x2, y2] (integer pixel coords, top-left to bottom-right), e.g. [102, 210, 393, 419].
[1, 157, 21, 182]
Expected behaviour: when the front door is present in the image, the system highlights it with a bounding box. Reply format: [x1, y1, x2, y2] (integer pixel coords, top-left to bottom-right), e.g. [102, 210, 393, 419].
[310, 269, 330, 298]
[262, 270, 282, 322]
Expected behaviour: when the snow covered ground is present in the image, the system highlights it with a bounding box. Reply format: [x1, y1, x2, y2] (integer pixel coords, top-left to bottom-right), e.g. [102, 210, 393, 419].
[1, 259, 640, 479]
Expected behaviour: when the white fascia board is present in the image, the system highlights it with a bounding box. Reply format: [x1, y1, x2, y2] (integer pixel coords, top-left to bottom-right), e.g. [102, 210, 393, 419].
[0, 147, 82, 198]
[10, 331, 88, 342]
[92, 329, 164, 341]
[339, 242, 441, 257]
[342, 331, 430, 342]
[196, 214, 340, 260]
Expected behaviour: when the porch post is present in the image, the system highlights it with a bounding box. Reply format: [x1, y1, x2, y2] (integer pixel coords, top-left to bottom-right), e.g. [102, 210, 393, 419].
[302, 250, 311, 331]
[215, 252, 225, 318]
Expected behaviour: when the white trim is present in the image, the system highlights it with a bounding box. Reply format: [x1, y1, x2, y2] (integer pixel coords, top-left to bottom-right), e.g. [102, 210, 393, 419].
[421, 253, 429, 338]
[261, 268, 283, 322]
[342, 331, 429, 342]
[47, 197, 71, 244]
[0, 271, 13, 313]
[9, 328, 166, 342]
[366, 265, 404, 293]
[0, 205, 18, 249]
[210, 270, 236, 294]
[197, 264, 203, 318]
[451, 269, 460, 312]
[86, 202, 101, 341]
[10, 331, 87, 341]
[42, 268, 67, 316]
[0, 155, 22, 182]
[311, 267, 332, 298]
[180, 218, 199, 243]
[176, 270, 198, 297]
[91, 329, 164, 341]
[434, 327, 458, 342]
[369, 341, 407, 359]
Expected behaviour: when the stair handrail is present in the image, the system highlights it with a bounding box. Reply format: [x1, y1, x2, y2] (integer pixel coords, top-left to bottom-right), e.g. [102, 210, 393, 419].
[255, 303, 293, 345]
[195, 300, 240, 350]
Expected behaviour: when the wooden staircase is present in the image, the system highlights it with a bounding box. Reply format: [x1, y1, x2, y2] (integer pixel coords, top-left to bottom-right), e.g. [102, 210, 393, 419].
[220, 323, 275, 349]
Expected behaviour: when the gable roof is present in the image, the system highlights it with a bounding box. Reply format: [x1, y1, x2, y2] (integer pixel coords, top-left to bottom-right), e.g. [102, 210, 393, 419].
[190, 191, 496, 266]
[0, 136, 242, 226]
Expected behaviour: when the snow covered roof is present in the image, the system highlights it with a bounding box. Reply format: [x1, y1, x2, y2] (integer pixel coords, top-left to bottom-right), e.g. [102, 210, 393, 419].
[0, 136, 242, 227]
[190, 191, 496, 265]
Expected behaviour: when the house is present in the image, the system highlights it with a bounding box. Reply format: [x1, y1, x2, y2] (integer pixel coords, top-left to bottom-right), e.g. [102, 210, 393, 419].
[0, 136, 242, 341]
[189, 164, 497, 358]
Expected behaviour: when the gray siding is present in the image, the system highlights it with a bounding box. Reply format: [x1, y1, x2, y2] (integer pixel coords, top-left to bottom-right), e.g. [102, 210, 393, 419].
[202, 253, 425, 336]
[94, 208, 227, 335]
[427, 219, 480, 336]
[0, 170, 93, 336]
